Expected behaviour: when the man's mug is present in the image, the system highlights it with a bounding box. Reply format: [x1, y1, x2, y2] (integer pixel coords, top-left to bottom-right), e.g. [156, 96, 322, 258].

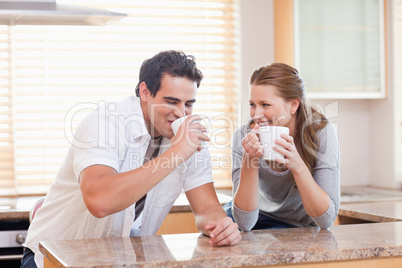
[171, 115, 211, 144]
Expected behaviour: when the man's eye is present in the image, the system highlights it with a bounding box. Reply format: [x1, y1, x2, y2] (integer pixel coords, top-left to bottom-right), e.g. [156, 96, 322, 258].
[166, 101, 176, 105]
[185, 103, 193, 107]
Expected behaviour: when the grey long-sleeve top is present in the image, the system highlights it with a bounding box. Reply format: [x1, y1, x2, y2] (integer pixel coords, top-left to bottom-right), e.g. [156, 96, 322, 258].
[231, 121, 340, 231]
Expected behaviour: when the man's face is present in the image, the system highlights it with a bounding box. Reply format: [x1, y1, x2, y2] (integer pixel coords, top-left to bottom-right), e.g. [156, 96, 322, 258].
[143, 75, 197, 139]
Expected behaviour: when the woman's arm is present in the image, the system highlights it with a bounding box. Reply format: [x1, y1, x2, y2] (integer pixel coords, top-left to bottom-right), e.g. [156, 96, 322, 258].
[233, 154, 260, 212]
[231, 125, 262, 231]
[274, 123, 340, 228]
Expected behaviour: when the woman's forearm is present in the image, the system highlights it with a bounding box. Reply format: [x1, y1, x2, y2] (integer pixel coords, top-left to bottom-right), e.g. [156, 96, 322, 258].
[292, 164, 330, 218]
[233, 156, 260, 212]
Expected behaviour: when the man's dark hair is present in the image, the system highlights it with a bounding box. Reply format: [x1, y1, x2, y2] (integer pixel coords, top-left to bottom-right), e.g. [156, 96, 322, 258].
[135, 50, 203, 97]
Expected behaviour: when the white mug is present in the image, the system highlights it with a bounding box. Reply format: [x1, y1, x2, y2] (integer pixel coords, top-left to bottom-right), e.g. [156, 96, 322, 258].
[171, 115, 210, 136]
[258, 126, 289, 160]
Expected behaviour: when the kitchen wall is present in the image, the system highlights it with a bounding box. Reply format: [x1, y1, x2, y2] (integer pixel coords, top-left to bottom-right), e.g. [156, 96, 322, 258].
[239, 0, 399, 189]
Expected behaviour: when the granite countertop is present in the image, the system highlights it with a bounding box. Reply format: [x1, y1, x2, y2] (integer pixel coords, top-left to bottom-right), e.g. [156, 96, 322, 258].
[39, 221, 402, 267]
[17, 187, 402, 267]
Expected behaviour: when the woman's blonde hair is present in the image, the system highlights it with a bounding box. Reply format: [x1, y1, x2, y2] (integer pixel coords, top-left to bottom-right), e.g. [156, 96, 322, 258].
[250, 63, 328, 173]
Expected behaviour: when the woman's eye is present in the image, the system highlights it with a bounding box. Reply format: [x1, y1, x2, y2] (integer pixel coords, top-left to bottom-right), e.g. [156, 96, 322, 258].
[263, 103, 270, 107]
[249, 103, 255, 107]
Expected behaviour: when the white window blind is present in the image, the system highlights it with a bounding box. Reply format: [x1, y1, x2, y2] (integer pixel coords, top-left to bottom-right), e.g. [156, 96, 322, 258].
[394, 0, 402, 183]
[0, 0, 239, 196]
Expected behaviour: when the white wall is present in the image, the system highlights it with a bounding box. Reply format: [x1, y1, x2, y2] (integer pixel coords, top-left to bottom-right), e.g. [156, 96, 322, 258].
[239, 0, 398, 188]
[239, 0, 274, 124]
[366, 0, 400, 189]
[312, 100, 371, 187]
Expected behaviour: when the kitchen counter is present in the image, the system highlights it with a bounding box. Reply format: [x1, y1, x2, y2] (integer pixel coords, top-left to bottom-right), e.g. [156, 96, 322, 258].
[0, 193, 230, 220]
[2, 187, 402, 223]
[40, 222, 402, 268]
[0, 196, 43, 220]
[339, 201, 402, 223]
[8, 187, 402, 267]
[340, 186, 402, 203]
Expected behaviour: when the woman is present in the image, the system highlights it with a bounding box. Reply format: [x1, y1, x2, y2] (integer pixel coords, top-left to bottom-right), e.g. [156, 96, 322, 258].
[224, 63, 340, 231]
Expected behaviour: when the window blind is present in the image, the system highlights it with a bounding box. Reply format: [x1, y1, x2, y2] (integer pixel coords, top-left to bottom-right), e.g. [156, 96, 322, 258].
[0, 0, 239, 196]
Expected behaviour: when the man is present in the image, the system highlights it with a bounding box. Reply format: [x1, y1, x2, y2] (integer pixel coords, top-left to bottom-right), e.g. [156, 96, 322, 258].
[22, 51, 241, 268]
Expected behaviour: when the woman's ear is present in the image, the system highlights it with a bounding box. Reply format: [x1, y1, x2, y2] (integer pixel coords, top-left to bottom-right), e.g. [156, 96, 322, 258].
[139, 82, 150, 101]
[290, 99, 300, 115]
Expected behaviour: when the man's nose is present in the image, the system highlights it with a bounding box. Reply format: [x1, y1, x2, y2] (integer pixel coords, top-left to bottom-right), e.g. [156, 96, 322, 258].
[173, 105, 186, 118]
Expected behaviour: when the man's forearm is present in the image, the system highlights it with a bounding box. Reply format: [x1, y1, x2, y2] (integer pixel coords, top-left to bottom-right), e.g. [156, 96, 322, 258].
[80, 147, 191, 218]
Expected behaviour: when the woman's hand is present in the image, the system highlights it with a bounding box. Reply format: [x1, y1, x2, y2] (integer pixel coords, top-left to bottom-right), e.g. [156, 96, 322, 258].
[241, 124, 263, 160]
[274, 133, 306, 174]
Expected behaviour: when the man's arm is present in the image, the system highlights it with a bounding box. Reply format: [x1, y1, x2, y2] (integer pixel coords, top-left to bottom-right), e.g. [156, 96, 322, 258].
[80, 147, 186, 218]
[185, 183, 241, 246]
[80, 115, 210, 218]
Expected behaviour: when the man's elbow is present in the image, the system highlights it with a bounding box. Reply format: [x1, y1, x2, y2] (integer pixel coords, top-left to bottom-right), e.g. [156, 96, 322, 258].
[82, 193, 109, 218]
[86, 202, 108, 218]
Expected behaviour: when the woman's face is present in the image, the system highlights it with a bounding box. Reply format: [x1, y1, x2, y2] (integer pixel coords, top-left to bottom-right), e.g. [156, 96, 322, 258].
[249, 84, 297, 128]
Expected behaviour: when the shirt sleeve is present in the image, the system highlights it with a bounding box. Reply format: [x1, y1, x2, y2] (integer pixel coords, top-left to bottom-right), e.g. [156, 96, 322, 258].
[311, 123, 341, 229]
[71, 106, 122, 182]
[231, 126, 260, 231]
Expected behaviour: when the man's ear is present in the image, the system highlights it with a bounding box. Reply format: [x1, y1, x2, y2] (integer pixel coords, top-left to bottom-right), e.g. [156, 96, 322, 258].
[290, 99, 300, 115]
[139, 82, 151, 101]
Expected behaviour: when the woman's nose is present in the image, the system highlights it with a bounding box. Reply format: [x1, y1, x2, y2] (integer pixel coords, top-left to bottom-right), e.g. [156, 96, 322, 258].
[253, 107, 264, 119]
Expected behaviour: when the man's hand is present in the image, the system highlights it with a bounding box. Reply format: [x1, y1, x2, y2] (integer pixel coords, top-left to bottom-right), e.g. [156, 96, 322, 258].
[170, 115, 210, 159]
[205, 217, 241, 246]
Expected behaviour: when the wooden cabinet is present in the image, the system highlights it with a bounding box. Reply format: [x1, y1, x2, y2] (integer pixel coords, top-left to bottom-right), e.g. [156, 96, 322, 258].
[156, 212, 198, 235]
[274, 0, 386, 99]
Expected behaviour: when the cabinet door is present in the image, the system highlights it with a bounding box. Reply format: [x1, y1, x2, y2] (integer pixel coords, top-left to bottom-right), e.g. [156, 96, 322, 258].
[275, 0, 386, 99]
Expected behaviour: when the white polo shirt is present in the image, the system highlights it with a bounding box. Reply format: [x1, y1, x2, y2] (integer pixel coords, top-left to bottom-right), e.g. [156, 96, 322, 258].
[24, 96, 213, 267]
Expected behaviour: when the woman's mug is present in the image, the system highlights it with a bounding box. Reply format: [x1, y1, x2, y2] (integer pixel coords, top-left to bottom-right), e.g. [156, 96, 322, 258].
[257, 126, 289, 160]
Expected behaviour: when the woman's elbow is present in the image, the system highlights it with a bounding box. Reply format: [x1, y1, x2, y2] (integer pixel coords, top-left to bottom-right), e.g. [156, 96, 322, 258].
[236, 219, 256, 232]
[316, 214, 338, 230]
[238, 224, 253, 232]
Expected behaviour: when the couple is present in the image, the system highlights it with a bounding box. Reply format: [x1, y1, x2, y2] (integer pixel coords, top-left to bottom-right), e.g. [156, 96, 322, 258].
[22, 50, 340, 268]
